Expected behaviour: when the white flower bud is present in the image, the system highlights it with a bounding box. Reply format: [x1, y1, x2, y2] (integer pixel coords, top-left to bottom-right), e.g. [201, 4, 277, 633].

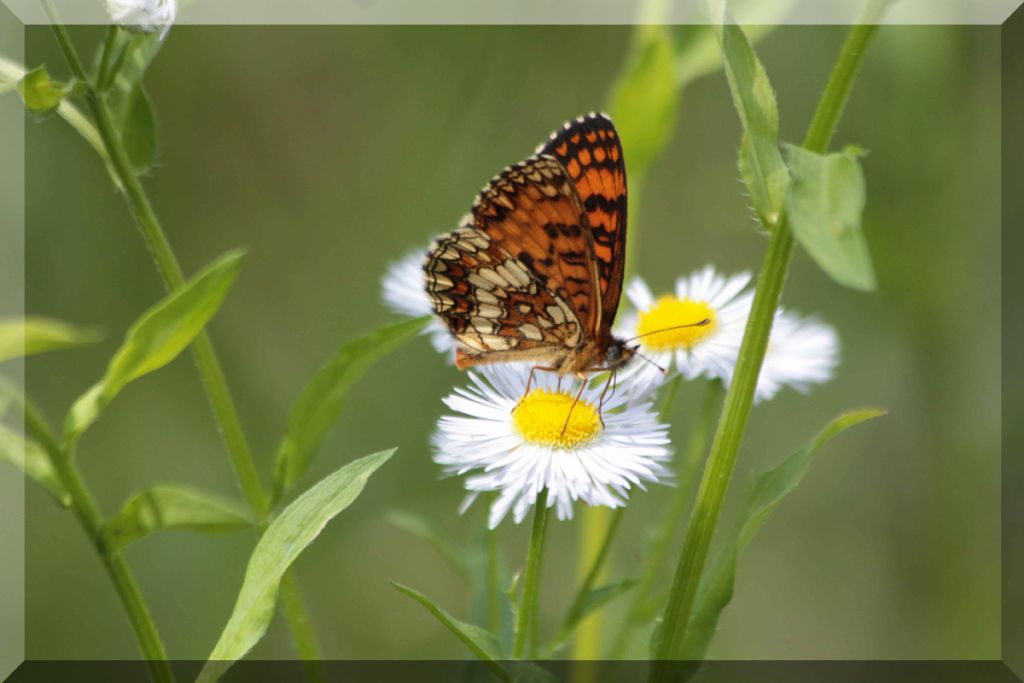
[106, 0, 177, 38]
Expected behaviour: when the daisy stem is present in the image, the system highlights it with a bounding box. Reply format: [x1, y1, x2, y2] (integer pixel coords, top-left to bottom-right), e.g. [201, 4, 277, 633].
[43, 4, 322, 667]
[649, 5, 885, 677]
[514, 489, 551, 659]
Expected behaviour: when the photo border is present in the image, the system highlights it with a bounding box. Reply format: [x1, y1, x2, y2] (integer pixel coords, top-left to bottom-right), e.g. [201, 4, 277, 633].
[0, 2, 1019, 680]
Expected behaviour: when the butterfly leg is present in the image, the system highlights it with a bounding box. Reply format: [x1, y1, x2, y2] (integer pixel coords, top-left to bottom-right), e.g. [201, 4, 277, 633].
[560, 379, 589, 437]
[596, 370, 618, 428]
[521, 365, 559, 404]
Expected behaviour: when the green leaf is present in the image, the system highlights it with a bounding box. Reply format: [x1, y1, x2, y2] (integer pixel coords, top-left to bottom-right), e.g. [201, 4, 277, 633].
[119, 84, 157, 175]
[546, 580, 638, 656]
[784, 145, 877, 291]
[101, 485, 253, 551]
[392, 583, 511, 682]
[608, 23, 679, 177]
[386, 510, 472, 578]
[108, 33, 164, 94]
[709, 0, 789, 227]
[271, 316, 428, 504]
[0, 423, 70, 507]
[681, 409, 885, 660]
[0, 317, 102, 364]
[65, 250, 245, 445]
[197, 449, 394, 683]
[16, 65, 74, 113]
[104, 33, 164, 175]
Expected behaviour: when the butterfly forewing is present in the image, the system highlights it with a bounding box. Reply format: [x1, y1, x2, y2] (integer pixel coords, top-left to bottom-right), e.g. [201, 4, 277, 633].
[538, 113, 628, 331]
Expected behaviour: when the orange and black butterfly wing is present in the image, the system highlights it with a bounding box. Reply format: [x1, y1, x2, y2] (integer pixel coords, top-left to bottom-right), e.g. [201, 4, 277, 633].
[538, 113, 627, 337]
[424, 155, 599, 363]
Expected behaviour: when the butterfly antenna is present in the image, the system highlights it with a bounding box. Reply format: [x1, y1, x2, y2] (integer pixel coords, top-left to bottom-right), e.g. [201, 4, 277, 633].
[633, 349, 668, 375]
[625, 319, 711, 343]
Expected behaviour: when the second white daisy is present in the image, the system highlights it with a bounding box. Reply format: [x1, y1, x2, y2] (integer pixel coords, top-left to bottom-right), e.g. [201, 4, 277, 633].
[432, 365, 672, 528]
[746, 310, 841, 403]
[616, 265, 754, 388]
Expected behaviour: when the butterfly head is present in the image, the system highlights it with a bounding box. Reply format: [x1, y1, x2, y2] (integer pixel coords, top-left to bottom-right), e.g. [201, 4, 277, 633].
[604, 337, 637, 370]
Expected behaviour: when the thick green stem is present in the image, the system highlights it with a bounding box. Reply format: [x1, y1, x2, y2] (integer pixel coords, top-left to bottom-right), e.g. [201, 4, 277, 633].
[44, 7, 321, 664]
[649, 8, 883, 678]
[22, 401, 176, 683]
[513, 489, 550, 659]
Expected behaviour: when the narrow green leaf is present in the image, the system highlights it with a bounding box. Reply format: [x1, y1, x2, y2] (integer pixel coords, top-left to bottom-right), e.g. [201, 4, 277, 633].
[546, 580, 638, 656]
[271, 316, 428, 503]
[119, 84, 157, 175]
[16, 65, 74, 113]
[681, 409, 885, 660]
[0, 317, 102, 364]
[710, 0, 789, 226]
[784, 145, 877, 291]
[101, 485, 253, 551]
[197, 449, 394, 683]
[65, 250, 245, 444]
[392, 583, 511, 682]
[109, 33, 164, 94]
[608, 24, 679, 176]
[0, 423, 70, 506]
[386, 510, 472, 578]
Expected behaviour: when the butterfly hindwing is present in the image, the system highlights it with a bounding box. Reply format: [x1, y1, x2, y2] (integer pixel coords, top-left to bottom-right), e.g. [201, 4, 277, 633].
[538, 113, 627, 334]
[424, 156, 600, 361]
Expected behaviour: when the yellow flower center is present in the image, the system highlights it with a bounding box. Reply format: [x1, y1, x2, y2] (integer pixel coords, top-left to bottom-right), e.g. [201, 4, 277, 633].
[636, 296, 718, 351]
[512, 389, 601, 449]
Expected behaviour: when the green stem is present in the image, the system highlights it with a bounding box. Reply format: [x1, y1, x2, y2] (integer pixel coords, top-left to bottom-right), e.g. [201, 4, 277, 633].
[486, 527, 502, 636]
[43, 4, 322, 664]
[95, 25, 120, 91]
[45, 1, 267, 521]
[556, 505, 623, 653]
[568, 505, 616, 659]
[22, 401, 176, 683]
[649, 8, 884, 678]
[612, 380, 721, 658]
[513, 489, 550, 659]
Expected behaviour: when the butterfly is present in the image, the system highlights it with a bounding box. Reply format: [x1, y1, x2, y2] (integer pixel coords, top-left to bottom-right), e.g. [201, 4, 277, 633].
[424, 113, 697, 382]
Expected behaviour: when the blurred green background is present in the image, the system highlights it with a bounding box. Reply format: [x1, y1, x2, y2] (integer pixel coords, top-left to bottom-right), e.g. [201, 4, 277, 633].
[14, 22, 999, 661]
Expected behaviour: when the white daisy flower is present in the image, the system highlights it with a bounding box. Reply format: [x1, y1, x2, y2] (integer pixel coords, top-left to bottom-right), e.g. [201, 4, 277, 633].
[432, 365, 672, 528]
[746, 310, 840, 403]
[381, 248, 453, 355]
[616, 266, 754, 389]
[106, 0, 177, 38]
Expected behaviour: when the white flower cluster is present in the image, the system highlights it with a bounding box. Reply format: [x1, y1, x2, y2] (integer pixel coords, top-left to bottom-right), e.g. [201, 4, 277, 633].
[382, 255, 840, 526]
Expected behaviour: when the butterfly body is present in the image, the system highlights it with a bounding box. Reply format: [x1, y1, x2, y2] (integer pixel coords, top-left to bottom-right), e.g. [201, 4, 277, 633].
[424, 113, 632, 379]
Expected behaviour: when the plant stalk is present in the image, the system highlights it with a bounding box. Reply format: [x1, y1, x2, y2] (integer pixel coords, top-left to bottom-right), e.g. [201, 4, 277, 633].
[22, 400, 176, 683]
[513, 489, 551, 659]
[43, 5, 322, 664]
[649, 6, 884, 677]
